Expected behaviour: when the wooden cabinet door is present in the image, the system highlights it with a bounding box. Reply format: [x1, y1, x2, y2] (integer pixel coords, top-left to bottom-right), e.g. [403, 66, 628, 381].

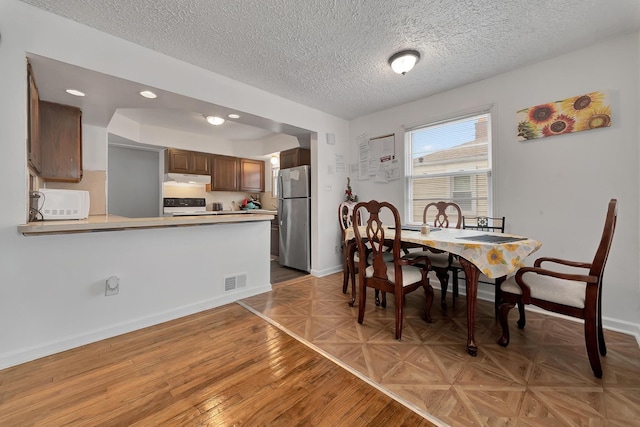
[166, 149, 211, 175]
[240, 158, 265, 192]
[39, 101, 82, 182]
[27, 63, 41, 173]
[166, 149, 192, 173]
[192, 152, 211, 175]
[279, 148, 310, 169]
[211, 155, 239, 191]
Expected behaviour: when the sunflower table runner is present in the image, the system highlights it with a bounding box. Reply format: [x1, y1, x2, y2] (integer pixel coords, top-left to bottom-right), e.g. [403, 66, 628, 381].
[344, 226, 542, 279]
[517, 91, 611, 141]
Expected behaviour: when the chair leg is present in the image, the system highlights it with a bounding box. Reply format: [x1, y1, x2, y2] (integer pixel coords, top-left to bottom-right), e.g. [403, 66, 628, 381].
[451, 267, 459, 309]
[423, 282, 434, 323]
[342, 245, 349, 294]
[395, 292, 403, 340]
[497, 301, 515, 347]
[434, 267, 449, 308]
[357, 281, 366, 325]
[584, 315, 603, 378]
[517, 302, 526, 329]
[598, 296, 607, 356]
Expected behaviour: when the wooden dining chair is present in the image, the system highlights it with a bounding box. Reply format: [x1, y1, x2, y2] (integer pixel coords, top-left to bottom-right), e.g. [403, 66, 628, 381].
[497, 199, 617, 378]
[353, 200, 434, 340]
[450, 215, 506, 313]
[403, 201, 462, 308]
[339, 201, 361, 304]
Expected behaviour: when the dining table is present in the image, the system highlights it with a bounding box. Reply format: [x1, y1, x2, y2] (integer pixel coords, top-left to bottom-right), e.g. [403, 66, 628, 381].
[344, 226, 542, 356]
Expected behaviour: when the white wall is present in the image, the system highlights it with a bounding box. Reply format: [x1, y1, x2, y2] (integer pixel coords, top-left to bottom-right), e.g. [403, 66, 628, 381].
[0, 0, 349, 368]
[349, 33, 640, 335]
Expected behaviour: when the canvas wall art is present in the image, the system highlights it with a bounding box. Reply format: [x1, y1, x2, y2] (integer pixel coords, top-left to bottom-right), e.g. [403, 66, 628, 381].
[516, 91, 611, 141]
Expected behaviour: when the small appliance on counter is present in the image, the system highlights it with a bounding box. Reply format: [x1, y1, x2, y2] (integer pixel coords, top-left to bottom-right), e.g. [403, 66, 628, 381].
[163, 198, 214, 216]
[34, 189, 90, 220]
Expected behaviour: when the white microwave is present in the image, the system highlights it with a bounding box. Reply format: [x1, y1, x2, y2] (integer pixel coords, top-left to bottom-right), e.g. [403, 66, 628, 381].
[38, 189, 90, 220]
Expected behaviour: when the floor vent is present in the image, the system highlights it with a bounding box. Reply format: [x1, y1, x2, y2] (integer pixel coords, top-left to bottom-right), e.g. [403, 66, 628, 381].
[224, 274, 247, 291]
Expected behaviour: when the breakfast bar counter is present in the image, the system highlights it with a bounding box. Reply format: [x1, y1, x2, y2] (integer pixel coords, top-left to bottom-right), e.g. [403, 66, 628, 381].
[18, 213, 275, 236]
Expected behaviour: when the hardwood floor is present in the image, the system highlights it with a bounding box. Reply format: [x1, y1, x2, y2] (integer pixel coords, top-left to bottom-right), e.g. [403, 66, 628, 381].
[0, 302, 434, 426]
[2, 272, 639, 426]
[242, 273, 640, 426]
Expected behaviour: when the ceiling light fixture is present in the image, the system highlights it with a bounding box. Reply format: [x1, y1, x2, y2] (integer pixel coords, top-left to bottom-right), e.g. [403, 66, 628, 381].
[205, 115, 225, 126]
[65, 89, 85, 97]
[270, 155, 279, 165]
[228, 113, 240, 119]
[139, 90, 157, 99]
[388, 50, 420, 75]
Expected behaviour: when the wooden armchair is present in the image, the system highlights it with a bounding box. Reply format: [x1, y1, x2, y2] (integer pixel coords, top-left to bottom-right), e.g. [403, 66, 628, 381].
[353, 200, 434, 340]
[497, 199, 617, 378]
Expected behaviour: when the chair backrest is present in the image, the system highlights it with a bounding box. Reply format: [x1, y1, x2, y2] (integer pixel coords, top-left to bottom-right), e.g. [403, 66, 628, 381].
[590, 199, 617, 280]
[353, 200, 402, 282]
[463, 216, 505, 233]
[338, 202, 361, 232]
[423, 201, 462, 229]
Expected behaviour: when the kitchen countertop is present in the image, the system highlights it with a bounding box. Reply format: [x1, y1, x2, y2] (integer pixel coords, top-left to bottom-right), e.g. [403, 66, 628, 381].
[17, 212, 275, 236]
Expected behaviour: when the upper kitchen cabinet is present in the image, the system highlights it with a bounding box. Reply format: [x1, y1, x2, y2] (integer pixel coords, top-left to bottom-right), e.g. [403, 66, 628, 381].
[27, 63, 41, 174]
[279, 147, 310, 169]
[240, 158, 265, 192]
[165, 148, 211, 175]
[210, 155, 239, 191]
[39, 101, 83, 182]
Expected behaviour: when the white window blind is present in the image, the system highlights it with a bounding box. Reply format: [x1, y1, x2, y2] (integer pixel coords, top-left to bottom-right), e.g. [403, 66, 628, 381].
[406, 112, 491, 223]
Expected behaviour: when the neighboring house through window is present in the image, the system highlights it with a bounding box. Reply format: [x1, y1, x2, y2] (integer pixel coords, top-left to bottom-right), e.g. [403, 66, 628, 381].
[405, 110, 492, 223]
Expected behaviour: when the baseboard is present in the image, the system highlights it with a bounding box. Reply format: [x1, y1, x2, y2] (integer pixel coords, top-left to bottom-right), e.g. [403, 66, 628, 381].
[0, 284, 272, 370]
[311, 264, 343, 277]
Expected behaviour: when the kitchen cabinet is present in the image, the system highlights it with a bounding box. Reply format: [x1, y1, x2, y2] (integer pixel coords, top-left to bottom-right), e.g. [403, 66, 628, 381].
[39, 101, 83, 182]
[240, 158, 265, 192]
[210, 155, 239, 191]
[165, 148, 211, 175]
[270, 216, 279, 257]
[279, 147, 310, 169]
[27, 63, 41, 173]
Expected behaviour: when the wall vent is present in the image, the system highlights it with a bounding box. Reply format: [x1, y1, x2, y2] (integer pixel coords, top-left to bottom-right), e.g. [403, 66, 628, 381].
[224, 273, 247, 292]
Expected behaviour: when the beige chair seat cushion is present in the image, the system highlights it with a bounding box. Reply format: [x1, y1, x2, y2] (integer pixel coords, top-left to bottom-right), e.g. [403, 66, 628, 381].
[365, 263, 424, 287]
[354, 251, 394, 264]
[402, 250, 450, 268]
[501, 272, 586, 309]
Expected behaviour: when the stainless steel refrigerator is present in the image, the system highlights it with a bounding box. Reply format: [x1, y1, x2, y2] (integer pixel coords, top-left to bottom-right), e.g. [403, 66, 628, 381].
[278, 165, 311, 272]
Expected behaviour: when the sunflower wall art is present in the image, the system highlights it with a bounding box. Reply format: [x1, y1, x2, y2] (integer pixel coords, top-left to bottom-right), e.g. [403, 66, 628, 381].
[516, 91, 611, 141]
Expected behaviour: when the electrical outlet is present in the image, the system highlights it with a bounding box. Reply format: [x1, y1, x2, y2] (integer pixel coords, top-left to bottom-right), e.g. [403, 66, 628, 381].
[335, 244, 341, 254]
[105, 276, 119, 296]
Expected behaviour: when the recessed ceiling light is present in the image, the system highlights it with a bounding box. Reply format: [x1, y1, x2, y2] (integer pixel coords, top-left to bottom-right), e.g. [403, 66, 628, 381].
[139, 90, 157, 99]
[65, 89, 85, 97]
[228, 114, 240, 119]
[205, 115, 225, 126]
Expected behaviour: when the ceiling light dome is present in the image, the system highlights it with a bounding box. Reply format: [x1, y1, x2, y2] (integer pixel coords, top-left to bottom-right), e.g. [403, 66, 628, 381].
[388, 50, 420, 75]
[205, 115, 225, 126]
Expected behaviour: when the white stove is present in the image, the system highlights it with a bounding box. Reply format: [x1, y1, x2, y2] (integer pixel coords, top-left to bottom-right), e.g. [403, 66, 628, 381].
[163, 198, 216, 216]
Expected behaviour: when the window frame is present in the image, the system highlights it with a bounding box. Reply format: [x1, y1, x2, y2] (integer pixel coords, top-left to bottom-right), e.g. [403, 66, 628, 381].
[404, 107, 494, 224]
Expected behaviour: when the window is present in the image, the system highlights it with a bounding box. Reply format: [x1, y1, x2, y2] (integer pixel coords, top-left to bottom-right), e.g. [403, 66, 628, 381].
[405, 111, 491, 223]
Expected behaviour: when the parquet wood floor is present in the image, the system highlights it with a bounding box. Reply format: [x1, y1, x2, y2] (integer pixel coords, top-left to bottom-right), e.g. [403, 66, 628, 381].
[241, 273, 640, 426]
[0, 301, 434, 426]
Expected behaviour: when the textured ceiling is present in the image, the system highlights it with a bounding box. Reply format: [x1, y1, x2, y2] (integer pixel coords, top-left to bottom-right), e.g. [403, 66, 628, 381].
[20, 0, 640, 121]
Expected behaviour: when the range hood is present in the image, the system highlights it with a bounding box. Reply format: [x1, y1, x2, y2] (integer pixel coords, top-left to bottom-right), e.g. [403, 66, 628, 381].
[164, 173, 211, 185]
